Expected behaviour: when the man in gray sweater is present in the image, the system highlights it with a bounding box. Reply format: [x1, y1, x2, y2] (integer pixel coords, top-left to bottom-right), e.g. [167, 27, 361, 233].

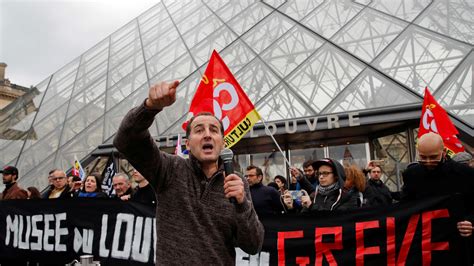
[113, 80, 264, 265]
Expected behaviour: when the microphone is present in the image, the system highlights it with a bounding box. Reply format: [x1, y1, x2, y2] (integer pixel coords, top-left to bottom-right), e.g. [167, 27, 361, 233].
[220, 148, 236, 204]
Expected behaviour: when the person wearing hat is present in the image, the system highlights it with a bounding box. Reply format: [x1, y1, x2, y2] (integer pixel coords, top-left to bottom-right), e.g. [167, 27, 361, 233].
[300, 158, 359, 211]
[1, 166, 28, 200]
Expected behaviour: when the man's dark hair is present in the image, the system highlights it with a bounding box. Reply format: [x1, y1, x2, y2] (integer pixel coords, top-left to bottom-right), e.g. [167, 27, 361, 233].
[246, 165, 263, 176]
[303, 160, 315, 169]
[185, 112, 224, 138]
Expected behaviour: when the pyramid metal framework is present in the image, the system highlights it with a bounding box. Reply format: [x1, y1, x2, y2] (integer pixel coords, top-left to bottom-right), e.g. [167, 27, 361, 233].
[0, 0, 472, 191]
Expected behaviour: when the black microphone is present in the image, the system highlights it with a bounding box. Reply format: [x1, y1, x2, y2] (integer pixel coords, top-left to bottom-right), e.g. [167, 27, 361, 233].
[220, 148, 236, 204]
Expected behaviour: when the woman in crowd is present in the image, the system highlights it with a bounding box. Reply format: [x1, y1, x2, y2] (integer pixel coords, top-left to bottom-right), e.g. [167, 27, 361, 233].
[300, 158, 359, 211]
[26, 186, 41, 199]
[74, 173, 107, 198]
[343, 165, 366, 207]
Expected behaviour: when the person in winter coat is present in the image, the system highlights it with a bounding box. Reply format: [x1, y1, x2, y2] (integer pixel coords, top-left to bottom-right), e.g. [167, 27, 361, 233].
[74, 173, 108, 198]
[343, 164, 366, 207]
[364, 164, 392, 206]
[301, 158, 359, 212]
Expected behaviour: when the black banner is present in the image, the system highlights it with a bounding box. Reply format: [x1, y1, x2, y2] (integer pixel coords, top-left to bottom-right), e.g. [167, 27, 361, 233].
[260, 194, 470, 266]
[0, 199, 155, 265]
[0, 195, 471, 265]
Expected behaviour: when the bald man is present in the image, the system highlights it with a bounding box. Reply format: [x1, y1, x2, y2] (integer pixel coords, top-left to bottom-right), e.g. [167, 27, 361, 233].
[402, 132, 474, 238]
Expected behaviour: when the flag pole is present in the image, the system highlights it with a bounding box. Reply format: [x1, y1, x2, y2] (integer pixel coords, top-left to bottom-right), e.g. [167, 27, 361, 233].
[259, 118, 292, 169]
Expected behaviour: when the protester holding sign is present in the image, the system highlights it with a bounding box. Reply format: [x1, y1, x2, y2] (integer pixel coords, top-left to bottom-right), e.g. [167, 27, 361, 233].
[113, 80, 264, 265]
[402, 132, 474, 238]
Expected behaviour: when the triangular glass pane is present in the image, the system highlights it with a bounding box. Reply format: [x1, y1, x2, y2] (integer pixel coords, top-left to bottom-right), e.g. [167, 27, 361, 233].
[213, 0, 254, 22]
[16, 126, 63, 178]
[203, 0, 231, 12]
[107, 64, 147, 111]
[146, 38, 188, 78]
[19, 153, 55, 191]
[40, 58, 80, 107]
[143, 25, 180, 60]
[287, 43, 364, 113]
[182, 15, 224, 49]
[137, 2, 166, 28]
[262, 0, 286, 9]
[262, 24, 325, 77]
[108, 51, 144, 88]
[241, 12, 294, 54]
[354, 0, 371, 5]
[369, 0, 431, 22]
[332, 8, 408, 63]
[322, 68, 420, 114]
[56, 119, 104, 171]
[301, 0, 362, 39]
[256, 83, 315, 122]
[190, 25, 238, 66]
[415, 0, 474, 45]
[104, 83, 149, 142]
[24, 102, 69, 147]
[164, 0, 201, 21]
[435, 52, 474, 126]
[110, 20, 138, 46]
[220, 39, 257, 74]
[68, 76, 106, 119]
[61, 93, 105, 146]
[373, 25, 471, 95]
[277, 0, 324, 21]
[226, 2, 272, 36]
[109, 38, 142, 72]
[149, 53, 197, 86]
[236, 58, 281, 104]
[175, 6, 212, 34]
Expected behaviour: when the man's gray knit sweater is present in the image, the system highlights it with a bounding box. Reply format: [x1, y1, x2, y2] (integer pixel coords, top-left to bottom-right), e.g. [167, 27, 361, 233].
[113, 102, 264, 265]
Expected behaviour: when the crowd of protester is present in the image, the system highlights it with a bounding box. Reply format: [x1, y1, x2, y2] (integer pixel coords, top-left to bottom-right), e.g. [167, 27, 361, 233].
[0, 132, 473, 264]
[0, 166, 156, 207]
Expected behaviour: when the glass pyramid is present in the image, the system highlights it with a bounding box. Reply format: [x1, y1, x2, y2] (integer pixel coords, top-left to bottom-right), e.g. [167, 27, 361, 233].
[1, 0, 472, 191]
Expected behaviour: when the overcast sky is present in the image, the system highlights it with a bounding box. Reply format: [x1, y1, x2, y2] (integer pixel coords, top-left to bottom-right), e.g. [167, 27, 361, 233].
[0, 0, 157, 87]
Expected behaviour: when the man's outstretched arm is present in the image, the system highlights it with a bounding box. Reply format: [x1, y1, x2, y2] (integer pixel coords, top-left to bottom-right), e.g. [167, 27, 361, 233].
[113, 81, 180, 190]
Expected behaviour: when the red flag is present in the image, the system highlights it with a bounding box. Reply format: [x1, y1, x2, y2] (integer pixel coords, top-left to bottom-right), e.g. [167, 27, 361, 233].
[182, 50, 260, 148]
[418, 87, 464, 156]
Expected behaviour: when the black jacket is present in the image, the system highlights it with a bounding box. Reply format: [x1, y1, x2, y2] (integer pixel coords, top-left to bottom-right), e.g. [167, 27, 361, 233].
[402, 158, 474, 200]
[308, 158, 359, 212]
[402, 158, 474, 223]
[250, 182, 284, 216]
[364, 179, 392, 206]
[309, 187, 359, 211]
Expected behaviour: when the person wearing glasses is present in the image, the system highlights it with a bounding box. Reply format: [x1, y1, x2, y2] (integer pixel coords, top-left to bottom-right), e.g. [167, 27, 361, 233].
[42, 169, 71, 199]
[245, 165, 284, 216]
[401, 132, 474, 238]
[300, 158, 359, 211]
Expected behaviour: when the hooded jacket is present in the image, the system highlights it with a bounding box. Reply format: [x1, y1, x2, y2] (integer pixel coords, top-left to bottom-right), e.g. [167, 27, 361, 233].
[308, 158, 359, 211]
